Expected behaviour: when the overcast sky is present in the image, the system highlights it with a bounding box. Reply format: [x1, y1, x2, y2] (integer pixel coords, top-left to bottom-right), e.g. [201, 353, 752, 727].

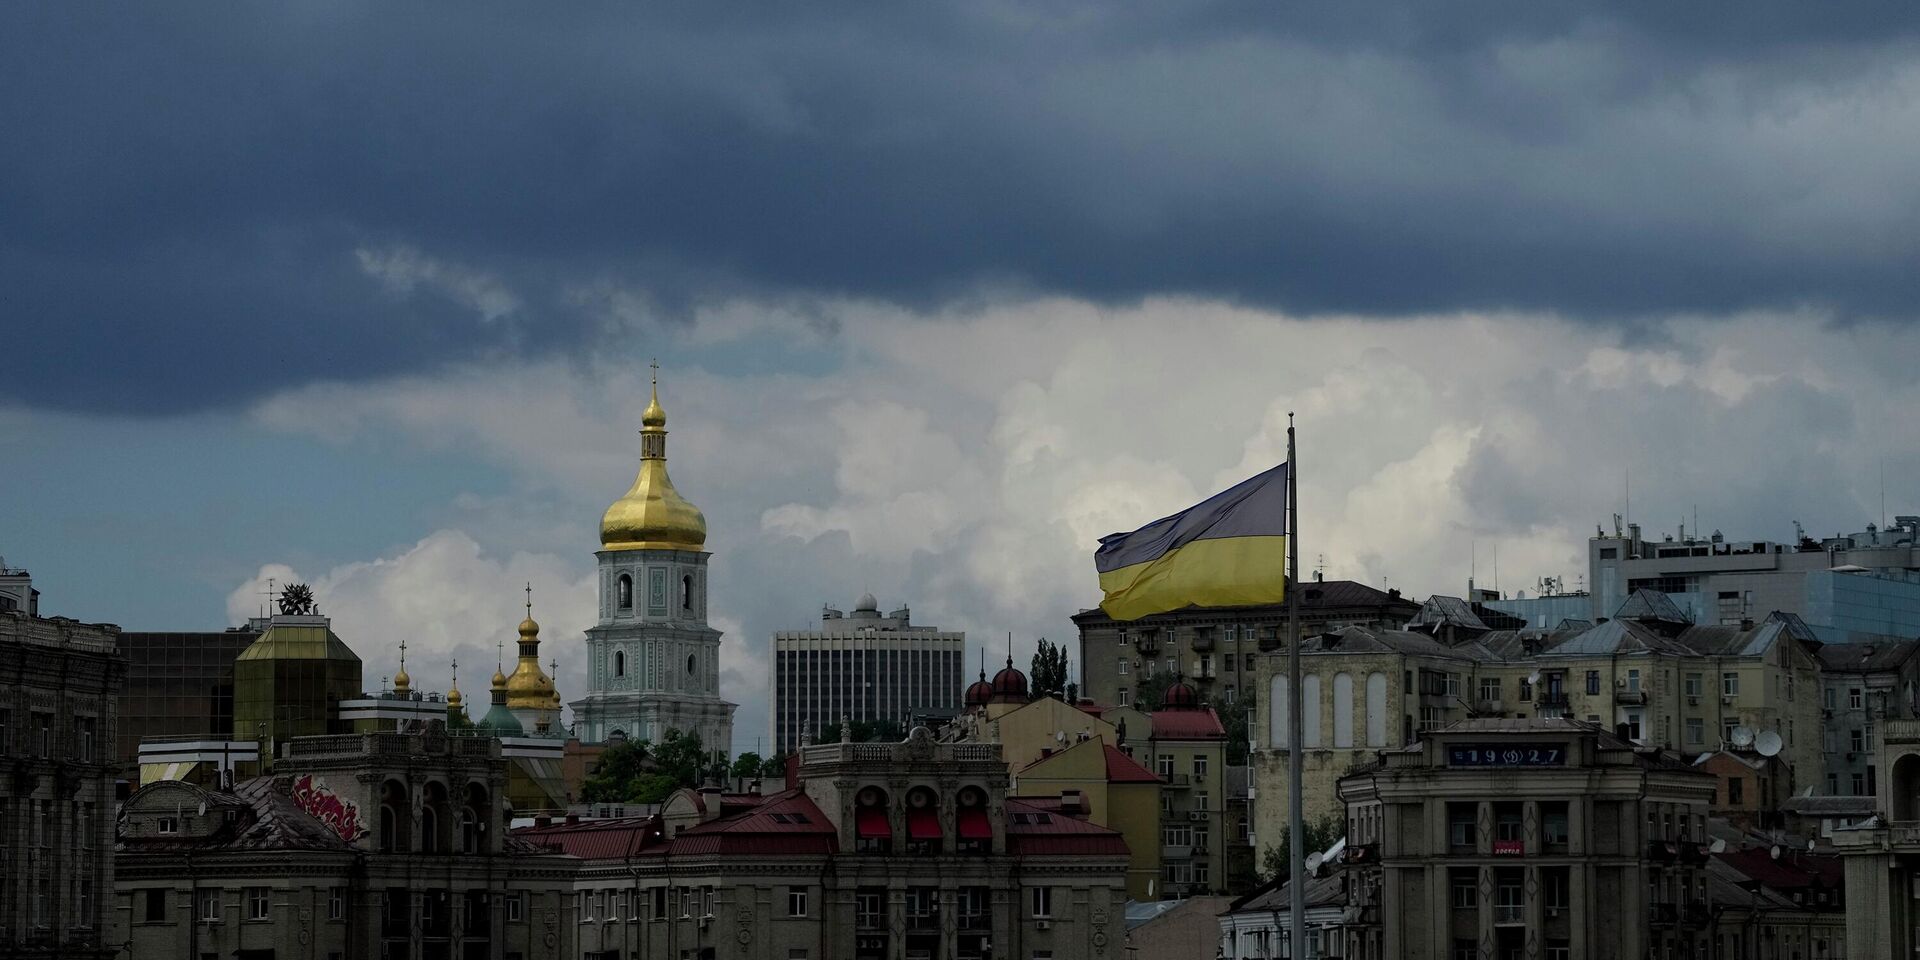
[6, 4, 1919, 754]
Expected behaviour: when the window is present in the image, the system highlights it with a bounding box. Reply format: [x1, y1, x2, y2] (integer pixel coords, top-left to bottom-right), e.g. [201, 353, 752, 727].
[33, 712, 52, 757]
[1192, 755, 1208, 779]
[1722, 673, 1740, 697]
[1194, 824, 1210, 849]
[1867, 723, 1876, 750]
[789, 951, 810, 960]
[1599, 547, 1618, 559]
[1723, 717, 1740, 744]
[682, 574, 693, 610]
[1825, 687, 1838, 710]
[246, 887, 270, 921]
[1479, 677, 1501, 702]
[1686, 673, 1703, 697]
[1685, 718, 1704, 744]
[143, 889, 167, 923]
[1852, 773, 1866, 796]
[1851, 729, 1865, 752]
[1448, 804, 1476, 849]
[1728, 779, 1744, 805]
[1450, 869, 1476, 908]
[617, 574, 632, 609]
[506, 892, 524, 922]
[73, 717, 95, 761]
[1625, 713, 1643, 741]
[1455, 940, 1479, 960]
[650, 887, 665, 921]
[1117, 659, 1129, 676]
[1157, 755, 1174, 778]
[787, 887, 808, 917]
[1542, 803, 1570, 848]
[1545, 868, 1570, 909]
[1444, 673, 1462, 698]
[1225, 685, 1236, 703]
[328, 888, 345, 920]
[1828, 773, 1840, 794]
[615, 650, 625, 677]
[198, 889, 221, 922]
[1585, 671, 1600, 695]
[1029, 886, 1052, 918]
[1850, 688, 1863, 709]
[1117, 629, 1129, 646]
[1245, 653, 1256, 670]
[1626, 669, 1641, 693]
[1118, 688, 1130, 707]
[856, 890, 884, 930]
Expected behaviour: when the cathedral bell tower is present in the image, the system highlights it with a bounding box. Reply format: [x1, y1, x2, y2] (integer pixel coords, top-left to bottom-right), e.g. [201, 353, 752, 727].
[569, 364, 737, 750]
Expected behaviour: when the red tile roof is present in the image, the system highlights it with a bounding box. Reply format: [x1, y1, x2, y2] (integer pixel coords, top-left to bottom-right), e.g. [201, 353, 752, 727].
[1715, 848, 1844, 891]
[1003, 798, 1129, 857]
[515, 816, 660, 860]
[1103, 745, 1164, 784]
[1149, 706, 1226, 739]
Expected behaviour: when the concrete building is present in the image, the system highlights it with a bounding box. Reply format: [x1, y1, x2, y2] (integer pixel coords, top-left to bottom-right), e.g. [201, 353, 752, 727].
[1122, 894, 1234, 960]
[1337, 719, 1716, 960]
[1252, 592, 1827, 868]
[1071, 579, 1419, 713]
[0, 578, 122, 959]
[231, 599, 363, 753]
[1704, 847, 1847, 960]
[1579, 515, 1920, 641]
[572, 376, 737, 750]
[770, 595, 964, 754]
[1816, 637, 1920, 799]
[115, 728, 577, 960]
[1218, 855, 1349, 960]
[518, 726, 1131, 960]
[1145, 682, 1233, 896]
[1016, 735, 1165, 901]
[1834, 715, 1920, 957]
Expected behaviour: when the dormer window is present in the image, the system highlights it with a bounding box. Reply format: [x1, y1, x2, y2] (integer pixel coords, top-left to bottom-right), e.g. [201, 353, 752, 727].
[157, 816, 179, 835]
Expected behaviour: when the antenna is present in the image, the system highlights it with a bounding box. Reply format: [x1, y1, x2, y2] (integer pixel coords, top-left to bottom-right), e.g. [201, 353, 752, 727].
[1305, 851, 1324, 875]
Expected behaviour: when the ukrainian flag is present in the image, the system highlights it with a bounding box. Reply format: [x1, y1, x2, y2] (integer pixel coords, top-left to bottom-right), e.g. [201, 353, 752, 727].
[1095, 463, 1289, 621]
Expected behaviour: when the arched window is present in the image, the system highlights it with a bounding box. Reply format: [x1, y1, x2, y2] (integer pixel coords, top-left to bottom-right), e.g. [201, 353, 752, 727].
[686, 653, 697, 678]
[617, 574, 633, 610]
[681, 574, 693, 611]
[615, 650, 626, 678]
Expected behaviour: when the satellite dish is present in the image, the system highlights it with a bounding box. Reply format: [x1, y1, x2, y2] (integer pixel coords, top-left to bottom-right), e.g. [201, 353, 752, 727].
[1754, 731, 1783, 758]
[1056, 730, 1066, 744]
[1709, 838, 1726, 854]
[1527, 671, 1541, 685]
[1305, 851, 1324, 875]
[1770, 845, 1783, 861]
[1731, 726, 1755, 748]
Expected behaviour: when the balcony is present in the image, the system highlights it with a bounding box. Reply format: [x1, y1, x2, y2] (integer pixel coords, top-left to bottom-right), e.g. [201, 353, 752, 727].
[1190, 632, 1215, 653]
[1650, 903, 1678, 925]
[1536, 692, 1570, 709]
[1136, 636, 1162, 655]
[907, 911, 940, 932]
[1615, 687, 1649, 706]
[1162, 773, 1191, 788]
[1162, 844, 1193, 860]
[1493, 904, 1525, 925]
[1886, 719, 1920, 744]
[957, 912, 988, 932]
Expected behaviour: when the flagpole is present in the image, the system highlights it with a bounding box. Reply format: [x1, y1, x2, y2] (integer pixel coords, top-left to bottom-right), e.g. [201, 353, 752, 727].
[1287, 413, 1306, 960]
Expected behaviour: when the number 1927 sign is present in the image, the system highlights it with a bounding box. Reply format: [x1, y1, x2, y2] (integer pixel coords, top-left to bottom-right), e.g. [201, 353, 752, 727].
[1447, 744, 1566, 767]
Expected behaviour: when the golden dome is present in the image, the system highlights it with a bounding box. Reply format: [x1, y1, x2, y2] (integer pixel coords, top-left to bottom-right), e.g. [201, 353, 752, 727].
[519, 616, 540, 639]
[446, 684, 463, 708]
[600, 374, 707, 552]
[392, 668, 411, 695]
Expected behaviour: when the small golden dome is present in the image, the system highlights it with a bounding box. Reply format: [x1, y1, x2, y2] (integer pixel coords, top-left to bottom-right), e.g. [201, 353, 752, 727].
[491, 668, 508, 689]
[446, 684, 464, 708]
[519, 617, 540, 639]
[392, 668, 411, 694]
[601, 373, 707, 552]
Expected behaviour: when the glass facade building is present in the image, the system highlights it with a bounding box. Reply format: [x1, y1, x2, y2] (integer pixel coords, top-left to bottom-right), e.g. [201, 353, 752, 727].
[231, 615, 362, 753]
[117, 628, 261, 766]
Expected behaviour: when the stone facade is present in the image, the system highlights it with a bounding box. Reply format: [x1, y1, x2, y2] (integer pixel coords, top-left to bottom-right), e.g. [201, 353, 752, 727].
[521, 729, 1131, 960]
[1337, 719, 1717, 960]
[0, 604, 122, 959]
[114, 730, 576, 960]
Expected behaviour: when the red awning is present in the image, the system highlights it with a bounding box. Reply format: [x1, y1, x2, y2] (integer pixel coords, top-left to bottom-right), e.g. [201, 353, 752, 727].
[907, 808, 943, 840]
[958, 807, 992, 840]
[857, 807, 890, 839]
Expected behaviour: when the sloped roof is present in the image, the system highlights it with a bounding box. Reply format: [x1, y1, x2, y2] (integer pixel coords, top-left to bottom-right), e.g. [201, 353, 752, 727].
[1783, 795, 1874, 817]
[516, 816, 660, 859]
[1537, 618, 1696, 657]
[1149, 705, 1226, 739]
[670, 790, 837, 856]
[1816, 638, 1920, 673]
[1715, 847, 1844, 894]
[1102, 745, 1163, 784]
[119, 777, 358, 854]
[1614, 589, 1692, 625]
[1004, 798, 1129, 856]
[1409, 595, 1489, 632]
[1306, 626, 1490, 662]
[1227, 863, 1347, 914]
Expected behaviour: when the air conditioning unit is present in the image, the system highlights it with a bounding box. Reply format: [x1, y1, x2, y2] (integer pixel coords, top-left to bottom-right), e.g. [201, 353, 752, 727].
[1188, 811, 1206, 822]
[1035, 919, 1053, 930]
[1687, 696, 1699, 706]
[1721, 696, 1735, 705]
[1547, 907, 1561, 918]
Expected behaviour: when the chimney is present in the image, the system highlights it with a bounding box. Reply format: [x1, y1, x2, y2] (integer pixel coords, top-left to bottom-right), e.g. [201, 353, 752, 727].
[698, 782, 724, 822]
[534, 815, 551, 828]
[1059, 790, 1085, 816]
[565, 813, 580, 825]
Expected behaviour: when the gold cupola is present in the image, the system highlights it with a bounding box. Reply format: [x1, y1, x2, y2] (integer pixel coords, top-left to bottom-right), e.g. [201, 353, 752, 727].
[446, 659, 464, 712]
[600, 363, 707, 552]
[505, 585, 558, 710]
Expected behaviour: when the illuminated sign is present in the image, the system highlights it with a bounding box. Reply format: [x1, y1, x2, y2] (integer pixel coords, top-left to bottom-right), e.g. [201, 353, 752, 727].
[1447, 744, 1566, 767]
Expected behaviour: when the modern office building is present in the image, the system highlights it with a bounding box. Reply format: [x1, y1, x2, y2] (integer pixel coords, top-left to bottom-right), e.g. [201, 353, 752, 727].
[230, 603, 363, 753]
[519, 726, 1131, 960]
[115, 729, 577, 960]
[769, 594, 964, 753]
[1337, 719, 1716, 960]
[116, 626, 260, 768]
[1072, 577, 1418, 713]
[1493, 515, 1920, 641]
[0, 573, 123, 959]
[572, 375, 737, 750]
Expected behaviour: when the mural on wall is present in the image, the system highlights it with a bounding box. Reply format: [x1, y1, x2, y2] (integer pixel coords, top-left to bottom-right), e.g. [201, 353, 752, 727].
[292, 774, 369, 841]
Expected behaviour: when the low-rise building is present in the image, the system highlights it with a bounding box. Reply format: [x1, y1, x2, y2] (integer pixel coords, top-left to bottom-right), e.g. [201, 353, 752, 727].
[518, 726, 1131, 960]
[1337, 719, 1716, 960]
[114, 729, 577, 960]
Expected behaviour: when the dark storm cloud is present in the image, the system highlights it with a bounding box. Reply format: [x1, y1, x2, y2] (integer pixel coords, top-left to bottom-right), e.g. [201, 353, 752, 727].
[7, 2, 1920, 413]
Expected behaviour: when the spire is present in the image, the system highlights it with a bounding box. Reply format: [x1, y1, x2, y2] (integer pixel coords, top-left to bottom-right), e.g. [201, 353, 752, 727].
[447, 658, 464, 710]
[600, 361, 708, 551]
[393, 638, 411, 695]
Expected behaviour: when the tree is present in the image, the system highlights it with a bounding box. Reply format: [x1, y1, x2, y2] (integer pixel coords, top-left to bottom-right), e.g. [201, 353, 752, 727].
[1030, 638, 1070, 700]
[1135, 672, 1178, 711]
[1258, 814, 1344, 885]
[729, 752, 765, 780]
[578, 728, 715, 805]
[760, 752, 790, 778]
[1212, 688, 1256, 765]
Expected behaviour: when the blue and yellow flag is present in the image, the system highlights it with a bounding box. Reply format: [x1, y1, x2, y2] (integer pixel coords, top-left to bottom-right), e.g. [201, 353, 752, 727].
[1094, 463, 1289, 621]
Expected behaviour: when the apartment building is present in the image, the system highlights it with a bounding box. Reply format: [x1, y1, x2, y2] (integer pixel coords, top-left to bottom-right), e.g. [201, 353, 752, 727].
[1072, 579, 1418, 712]
[1337, 719, 1716, 960]
[1252, 591, 1827, 868]
[1144, 682, 1231, 896]
[1816, 638, 1920, 798]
